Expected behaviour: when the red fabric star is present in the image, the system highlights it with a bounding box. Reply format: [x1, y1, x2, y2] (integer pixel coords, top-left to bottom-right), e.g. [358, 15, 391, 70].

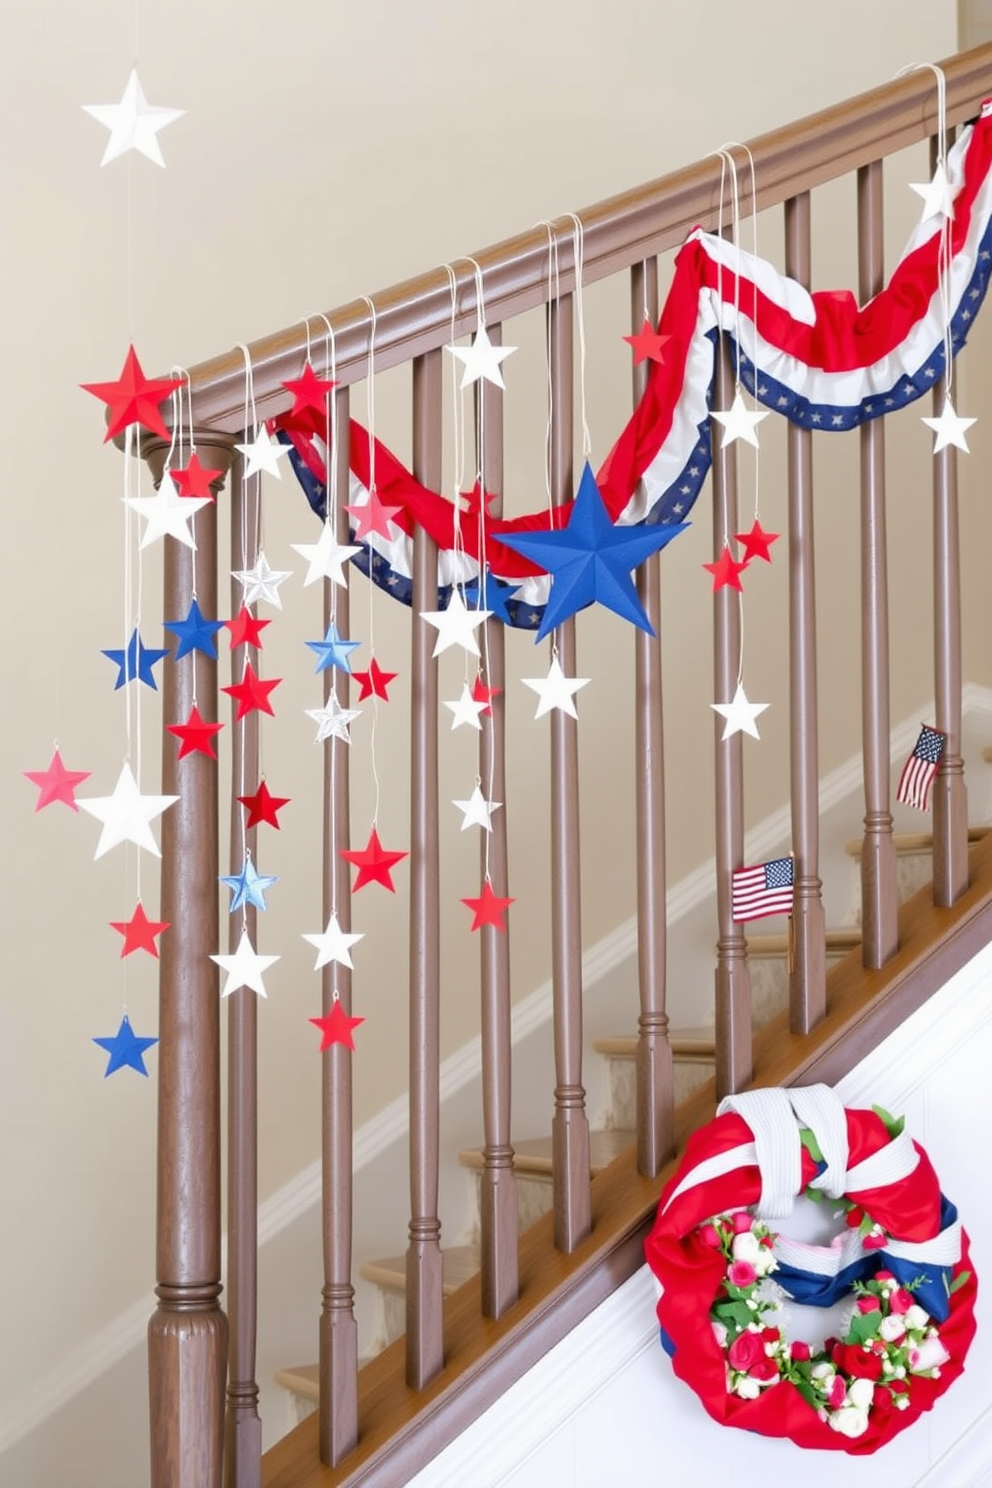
[471, 678, 500, 716]
[623, 319, 671, 366]
[237, 781, 291, 829]
[81, 346, 181, 443]
[166, 705, 224, 759]
[170, 452, 222, 501]
[282, 363, 336, 425]
[352, 656, 398, 701]
[735, 520, 780, 564]
[23, 749, 91, 811]
[462, 881, 514, 932]
[310, 1000, 364, 1051]
[110, 902, 170, 958]
[460, 482, 499, 517]
[225, 607, 270, 651]
[703, 547, 748, 593]
[341, 827, 408, 892]
[222, 662, 281, 720]
[345, 489, 402, 540]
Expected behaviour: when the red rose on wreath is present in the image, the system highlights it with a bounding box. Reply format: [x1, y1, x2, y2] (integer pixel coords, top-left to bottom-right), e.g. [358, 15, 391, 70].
[728, 1331, 765, 1371]
[832, 1343, 884, 1382]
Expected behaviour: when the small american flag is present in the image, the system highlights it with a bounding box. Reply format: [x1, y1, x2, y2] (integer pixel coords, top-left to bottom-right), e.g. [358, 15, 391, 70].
[732, 856, 794, 922]
[896, 725, 945, 812]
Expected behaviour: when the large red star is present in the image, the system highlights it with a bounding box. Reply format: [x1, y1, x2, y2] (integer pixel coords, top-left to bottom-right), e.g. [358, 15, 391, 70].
[352, 656, 398, 702]
[222, 661, 281, 720]
[341, 827, 408, 892]
[282, 364, 336, 428]
[735, 520, 780, 565]
[703, 547, 748, 593]
[110, 901, 171, 958]
[462, 881, 514, 932]
[166, 705, 224, 759]
[237, 781, 291, 829]
[81, 346, 181, 443]
[622, 319, 671, 366]
[225, 606, 270, 651]
[345, 489, 402, 540]
[471, 678, 500, 716]
[310, 1000, 364, 1051]
[23, 749, 91, 811]
[170, 452, 222, 501]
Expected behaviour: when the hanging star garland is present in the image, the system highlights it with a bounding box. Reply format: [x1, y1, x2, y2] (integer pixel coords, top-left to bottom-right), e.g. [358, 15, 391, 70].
[235, 427, 292, 480]
[447, 325, 517, 390]
[735, 520, 779, 564]
[711, 391, 770, 449]
[305, 622, 360, 675]
[102, 629, 170, 690]
[352, 656, 397, 701]
[23, 749, 91, 811]
[703, 547, 748, 593]
[444, 684, 487, 731]
[237, 781, 290, 829]
[82, 69, 184, 168]
[462, 881, 514, 932]
[463, 571, 519, 624]
[344, 488, 402, 541]
[164, 599, 226, 660]
[453, 786, 502, 832]
[472, 677, 500, 714]
[282, 364, 337, 427]
[341, 827, 408, 892]
[220, 856, 278, 913]
[711, 682, 770, 741]
[126, 475, 210, 549]
[226, 606, 270, 651]
[93, 1013, 159, 1076]
[82, 346, 181, 443]
[922, 397, 976, 453]
[166, 705, 224, 759]
[499, 462, 685, 640]
[291, 524, 360, 587]
[623, 319, 671, 365]
[170, 452, 222, 501]
[302, 912, 364, 971]
[909, 162, 956, 222]
[420, 590, 491, 657]
[232, 552, 292, 609]
[306, 695, 361, 743]
[109, 902, 170, 958]
[310, 1001, 364, 1051]
[78, 763, 178, 858]
[522, 656, 590, 720]
[211, 929, 279, 998]
[222, 661, 281, 720]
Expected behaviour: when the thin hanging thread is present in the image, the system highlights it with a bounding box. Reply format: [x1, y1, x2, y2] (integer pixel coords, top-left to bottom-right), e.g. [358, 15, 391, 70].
[310, 311, 342, 921]
[565, 213, 592, 459]
[360, 297, 382, 828]
[719, 142, 763, 522]
[442, 264, 472, 687]
[898, 64, 954, 395]
[536, 220, 563, 666]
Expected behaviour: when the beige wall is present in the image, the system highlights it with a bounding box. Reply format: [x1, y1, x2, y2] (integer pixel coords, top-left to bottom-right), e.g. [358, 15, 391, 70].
[1, 0, 976, 1473]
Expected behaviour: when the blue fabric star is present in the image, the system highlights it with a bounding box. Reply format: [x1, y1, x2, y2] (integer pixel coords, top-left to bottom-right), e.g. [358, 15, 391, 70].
[102, 628, 170, 689]
[305, 623, 360, 675]
[220, 855, 279, 912]
[464, 571, 520, 624]
[498, 462, 687, 641]
[93, 1013, 158, 1077]
[164, 599, 226, 660]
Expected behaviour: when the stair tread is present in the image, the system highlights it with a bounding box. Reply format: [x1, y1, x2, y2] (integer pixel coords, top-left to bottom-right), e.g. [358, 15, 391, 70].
[360, 1243, 480, 1296]
[274, 1363, 319, 1403]
[458, 1126, 633, 1176]
[745, 927, 862, 956]
[844, 826, 989, 856]
[594, 1028, 714, 1059]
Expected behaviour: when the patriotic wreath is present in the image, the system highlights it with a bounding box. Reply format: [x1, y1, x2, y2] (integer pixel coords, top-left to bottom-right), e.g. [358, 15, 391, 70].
[644, 1086, 977, 1453]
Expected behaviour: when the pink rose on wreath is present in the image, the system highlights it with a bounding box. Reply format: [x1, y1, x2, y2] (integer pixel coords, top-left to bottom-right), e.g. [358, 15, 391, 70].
[790, 1341, 811, 1362]
[698, 1224, 722, 1249]
[856, 1296, 879, 1314]
[827, 1375, 847, 1409]
[732, 1212, 753, 1234]
[889, 1287, 915, 1315]
[728, 1331, 765, 1371]
[729, 1260, 758, 1287]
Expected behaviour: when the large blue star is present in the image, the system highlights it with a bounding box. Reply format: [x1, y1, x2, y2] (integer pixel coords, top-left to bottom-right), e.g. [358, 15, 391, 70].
[102, 628, 170, 689]
[164, 599, 226, 660]
[305, 623, 360, 675]
[498, 462, 687, 641]
[220, 855, 279, 912]
[463, 571, 520, 625]
[93, 1013, 159, 1076]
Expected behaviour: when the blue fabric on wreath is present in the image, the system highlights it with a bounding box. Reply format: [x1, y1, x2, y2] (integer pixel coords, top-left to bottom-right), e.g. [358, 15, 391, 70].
[773, 1253, 877, 1308]
[659, 1326, 676, 1358]
[882, 1195, 959, 1324]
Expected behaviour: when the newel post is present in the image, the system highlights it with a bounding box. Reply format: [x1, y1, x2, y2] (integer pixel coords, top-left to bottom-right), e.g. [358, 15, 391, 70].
[144, 431, 235, 1488]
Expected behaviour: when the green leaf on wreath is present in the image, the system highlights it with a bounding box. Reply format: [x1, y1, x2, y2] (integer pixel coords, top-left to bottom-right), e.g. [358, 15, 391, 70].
[846, 1308, 882, 1345]
[714, 1300, 754, 1330]
[872, 1103, 905, 1139]
[949, 1269, 972, 1295]
[799, 1127, 824, 1164]
[858, 1212, 875, 1240]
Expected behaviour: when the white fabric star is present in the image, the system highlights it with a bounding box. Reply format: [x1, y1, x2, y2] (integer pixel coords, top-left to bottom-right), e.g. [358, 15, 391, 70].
[235, 427, 292, 479]
[126, 475, 210, 549]
[232, 551, 293, 609]
[78, 763, 178, 859]
[420, 591, 491, 657]
[306, 695, 361, 743]
[444, 684, 487, 731]
[711, 392, 770, 449]
[302, 912, 364, 971]
[82, 69, 184, 168]
[522, 657, 590, 720]
[909, 162, 956, 222]
[446, 325, 517, 391]
[921, 397, 976, 453]
[211, 929, 279, 999]
[711, 682, 769, 740]
[291, 523, 361, 587]
[452, 785, 502, 832]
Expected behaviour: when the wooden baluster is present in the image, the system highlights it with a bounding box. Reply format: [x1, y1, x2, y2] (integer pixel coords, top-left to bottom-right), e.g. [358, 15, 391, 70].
[225, 452, 262, 1488]
[407, 349, 445, 1387]
[711, 340, 752, 1098]
[320, 386, 359, 1463]
[147, 431, 233, 1488]
[857, 161, 899, 967]
[548, 289, 592, 1252]
[630, 259, 674, 1175]
[478, 327, 519, 1315]
[930, 134, 970, 906]
[784, 194, 827, 1033]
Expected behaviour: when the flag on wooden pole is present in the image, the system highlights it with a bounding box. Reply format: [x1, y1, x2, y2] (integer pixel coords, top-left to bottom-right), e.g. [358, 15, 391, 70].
[896, 725, 945, 812]
[732, 856, 794, 922]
